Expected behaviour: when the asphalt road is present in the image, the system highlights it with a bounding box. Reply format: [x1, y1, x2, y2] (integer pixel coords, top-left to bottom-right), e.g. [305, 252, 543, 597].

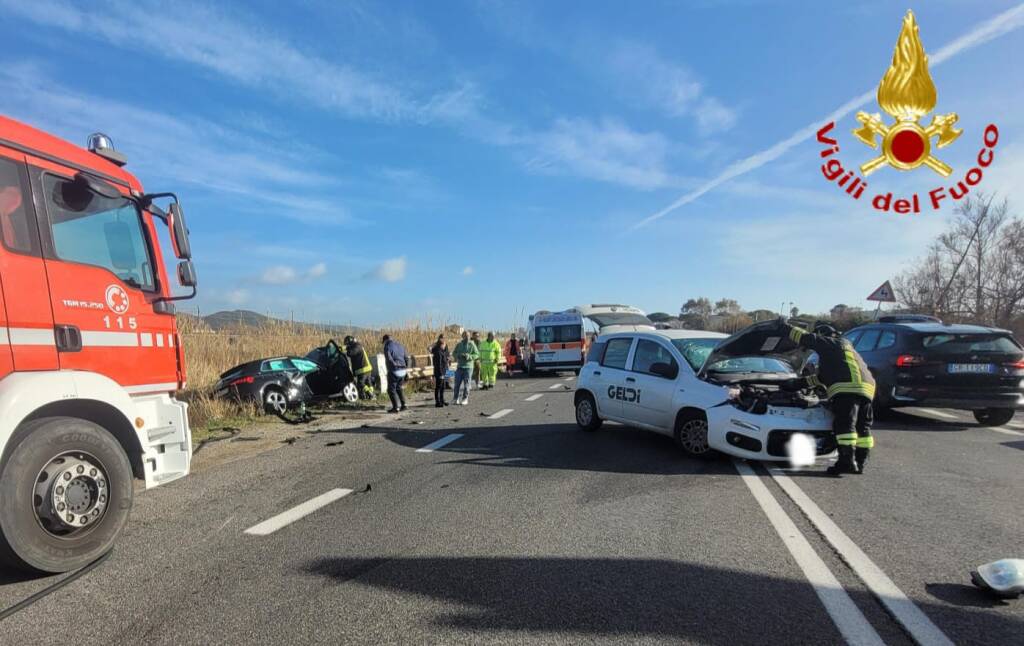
[1, 374, 1022, 645]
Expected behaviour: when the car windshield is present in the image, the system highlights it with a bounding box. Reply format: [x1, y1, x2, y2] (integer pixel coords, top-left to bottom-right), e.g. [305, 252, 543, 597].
[703, 356, 793, 374]
[921, 333, 1021, 353]
[671, 338, 722, 370]
[587, 312, 653, 327]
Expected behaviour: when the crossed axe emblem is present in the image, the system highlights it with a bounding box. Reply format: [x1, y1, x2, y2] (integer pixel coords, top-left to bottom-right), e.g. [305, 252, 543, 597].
[853, 111, 961, 177]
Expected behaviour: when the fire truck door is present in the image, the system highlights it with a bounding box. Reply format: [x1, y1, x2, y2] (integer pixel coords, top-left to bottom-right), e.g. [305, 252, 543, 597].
[0, 151, 58, 372]
[28, 159, 175, 388]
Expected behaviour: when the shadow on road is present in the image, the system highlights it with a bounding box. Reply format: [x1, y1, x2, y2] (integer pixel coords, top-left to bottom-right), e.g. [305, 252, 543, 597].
[874, 409, 976, 433]
[302, 555, 1024, 644]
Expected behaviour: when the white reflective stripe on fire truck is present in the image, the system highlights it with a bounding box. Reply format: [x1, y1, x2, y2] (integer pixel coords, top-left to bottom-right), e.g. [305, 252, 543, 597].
[1, 326, 56, 346]
[124, 382, 179, 394]
[156, 334, 164, 347]
[0, 327, 6, 344]
[80, 330, 139, 347]
[140, 333, 153, 347]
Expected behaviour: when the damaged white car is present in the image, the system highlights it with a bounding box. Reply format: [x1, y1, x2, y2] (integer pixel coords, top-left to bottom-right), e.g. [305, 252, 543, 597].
[573, 320, 836, 461]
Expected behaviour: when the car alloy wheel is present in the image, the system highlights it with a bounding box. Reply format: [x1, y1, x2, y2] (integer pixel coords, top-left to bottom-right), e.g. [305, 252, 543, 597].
[676, 417, 710, 456]
[264, 388, 288, 415]
[342, 383, 360, 403]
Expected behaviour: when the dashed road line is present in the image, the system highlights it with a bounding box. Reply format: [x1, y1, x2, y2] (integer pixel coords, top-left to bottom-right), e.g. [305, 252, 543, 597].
[416, 433, 464, 453]
[917, 408, 960, 421]
[488, 408, 514, 420]
[563, 376, 574, 381]
[768, 467, 955, 646]
[548, 383, 564, 390]
[524, 393, 544, 402]
[988, 426, 1024, 436]
[244, 488, 353, 536]
[734, 461, 883, 646]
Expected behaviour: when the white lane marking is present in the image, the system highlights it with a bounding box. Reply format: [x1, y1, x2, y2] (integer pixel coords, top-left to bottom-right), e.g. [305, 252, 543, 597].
[916, 408, 960, 420]
[416, 433, 464, 453]
[734, 461, 883, 646]
[488, 408, 513, 419]
[768, 468, 955, 646]
[989, 427, 1024, 436]
[548, 383, 564, 390]
[563, 376, 574, 381]
[244, 488, 353, 536]
[1005, 421, 1024, 431]
[525, 394, 544, 402]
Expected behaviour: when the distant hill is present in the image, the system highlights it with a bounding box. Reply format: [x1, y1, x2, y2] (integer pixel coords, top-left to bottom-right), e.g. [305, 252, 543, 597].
[202, 310, 277, 330]
[185, 309, 369, 335]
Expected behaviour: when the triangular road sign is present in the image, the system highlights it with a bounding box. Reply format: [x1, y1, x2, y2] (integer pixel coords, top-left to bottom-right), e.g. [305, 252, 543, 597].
[867, 280, 896, 302]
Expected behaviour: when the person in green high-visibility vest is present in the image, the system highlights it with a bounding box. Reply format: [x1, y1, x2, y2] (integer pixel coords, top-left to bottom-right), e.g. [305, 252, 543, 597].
[478, 332, 502, 390]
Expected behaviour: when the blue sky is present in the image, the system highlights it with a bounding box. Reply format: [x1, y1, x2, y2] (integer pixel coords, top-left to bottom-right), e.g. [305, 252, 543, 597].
[2, 1, 1023, 329]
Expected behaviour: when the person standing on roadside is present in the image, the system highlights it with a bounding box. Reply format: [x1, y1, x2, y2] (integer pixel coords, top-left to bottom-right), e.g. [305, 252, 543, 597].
[479, 332, 502, 389]
[382, 334, 409, 413]
[452, 330, 478, 405]
[430, 334, 451, 408]
[470, 331, 483, 389]
[504, 335, 520, 376]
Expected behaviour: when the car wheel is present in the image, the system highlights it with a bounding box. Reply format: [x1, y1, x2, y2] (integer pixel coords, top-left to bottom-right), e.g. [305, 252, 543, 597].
[263, 387, 288, 415]
[973, 408, 1016, 427]
[674, 412, 713, 458]
[0, 417, 133, 573]
[575, 393, 602, 431]
[342, 382, 359, 403]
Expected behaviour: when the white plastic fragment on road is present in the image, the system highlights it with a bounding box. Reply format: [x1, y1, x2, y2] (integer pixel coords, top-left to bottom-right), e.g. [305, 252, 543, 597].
[244, 488, 353, 536]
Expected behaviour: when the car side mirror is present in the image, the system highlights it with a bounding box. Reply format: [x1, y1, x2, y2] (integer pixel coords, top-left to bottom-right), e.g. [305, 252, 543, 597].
[650, 362, 678, 379]
[177, 260, 197, 287]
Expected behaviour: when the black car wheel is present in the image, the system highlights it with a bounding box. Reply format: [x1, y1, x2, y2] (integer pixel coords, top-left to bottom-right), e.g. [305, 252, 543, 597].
[674, 411, 713, 459]
[973, 408, 1016, 427]
[575, 393, 602, 432]
[263, 387, 288, 415]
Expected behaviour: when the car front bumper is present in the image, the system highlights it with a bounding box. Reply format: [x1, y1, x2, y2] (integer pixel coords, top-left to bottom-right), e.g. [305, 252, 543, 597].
[708, 405, 836, 462]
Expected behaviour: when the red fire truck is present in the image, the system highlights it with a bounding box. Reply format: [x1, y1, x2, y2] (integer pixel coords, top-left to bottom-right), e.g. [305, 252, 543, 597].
[0, 116, 196, 573]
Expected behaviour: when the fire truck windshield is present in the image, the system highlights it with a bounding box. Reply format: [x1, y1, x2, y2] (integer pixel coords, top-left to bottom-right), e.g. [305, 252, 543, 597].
[43, 174, 156, 291]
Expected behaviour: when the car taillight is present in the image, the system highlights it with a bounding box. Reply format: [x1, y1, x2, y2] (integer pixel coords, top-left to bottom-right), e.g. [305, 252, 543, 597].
[230, 376, 255, 386]
[1005, 359, 1024, 370]
[896, 355, 925, 367]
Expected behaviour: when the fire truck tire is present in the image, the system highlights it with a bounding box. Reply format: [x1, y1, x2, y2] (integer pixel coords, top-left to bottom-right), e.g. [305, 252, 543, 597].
[0, 416, 133, 573]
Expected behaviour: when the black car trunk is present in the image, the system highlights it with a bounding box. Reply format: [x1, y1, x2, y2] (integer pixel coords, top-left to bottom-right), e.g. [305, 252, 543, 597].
[898, 332, 1024, 393]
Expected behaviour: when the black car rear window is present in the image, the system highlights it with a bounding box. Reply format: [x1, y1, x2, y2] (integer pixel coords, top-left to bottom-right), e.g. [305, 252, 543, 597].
[587, 341, 607, 364]
[921, 334, 1021, 353]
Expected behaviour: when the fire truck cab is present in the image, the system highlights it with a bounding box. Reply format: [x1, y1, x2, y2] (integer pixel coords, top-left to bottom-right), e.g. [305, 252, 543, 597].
[0, 116, 196, 573]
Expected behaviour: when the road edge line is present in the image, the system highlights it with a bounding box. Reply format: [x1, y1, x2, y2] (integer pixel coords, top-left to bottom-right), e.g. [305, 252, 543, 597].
[416, 433, 464, 453]
[733, 461, 884, 646]
[768, 467, 955, 646]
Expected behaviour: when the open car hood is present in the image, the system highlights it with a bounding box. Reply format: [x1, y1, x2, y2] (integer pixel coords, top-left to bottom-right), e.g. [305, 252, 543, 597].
[699, 320, 813, 377]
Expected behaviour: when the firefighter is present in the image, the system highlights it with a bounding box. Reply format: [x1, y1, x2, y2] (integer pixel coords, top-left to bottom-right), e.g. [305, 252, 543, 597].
[471, 331, 483, 388]
[478, 332, 502, 390]
[784, 321, 875, 475]
[344, 336, 375, 400]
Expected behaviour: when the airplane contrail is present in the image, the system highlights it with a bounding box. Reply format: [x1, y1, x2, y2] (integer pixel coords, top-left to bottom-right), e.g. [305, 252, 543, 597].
[632, 4, 1024, 230]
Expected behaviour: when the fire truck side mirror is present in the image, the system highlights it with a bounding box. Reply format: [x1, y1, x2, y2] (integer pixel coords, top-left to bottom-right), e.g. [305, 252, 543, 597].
[168, 203, 192, 260]
[177, 260, 197, 288]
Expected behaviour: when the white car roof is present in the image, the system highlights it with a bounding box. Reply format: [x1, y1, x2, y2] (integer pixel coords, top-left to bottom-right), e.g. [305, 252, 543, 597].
[600, 329, 728, 341]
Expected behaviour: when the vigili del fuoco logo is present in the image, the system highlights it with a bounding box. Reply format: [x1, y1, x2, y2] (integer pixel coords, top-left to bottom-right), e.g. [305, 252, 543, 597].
[816, 10, 999, 214]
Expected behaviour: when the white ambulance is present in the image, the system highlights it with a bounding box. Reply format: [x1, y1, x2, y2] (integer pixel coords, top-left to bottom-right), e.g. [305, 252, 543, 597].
[526, 310, 586, 375]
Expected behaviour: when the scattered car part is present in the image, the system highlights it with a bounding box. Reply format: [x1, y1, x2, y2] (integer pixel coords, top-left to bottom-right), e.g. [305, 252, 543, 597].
[971, 559, 1024, 598]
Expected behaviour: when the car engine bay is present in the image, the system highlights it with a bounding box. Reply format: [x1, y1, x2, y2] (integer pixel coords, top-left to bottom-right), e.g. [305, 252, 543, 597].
[728, 382, 822, 414]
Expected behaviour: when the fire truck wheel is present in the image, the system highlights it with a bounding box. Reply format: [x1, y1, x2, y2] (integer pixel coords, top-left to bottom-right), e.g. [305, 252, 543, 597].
[0, 416, 133, 573]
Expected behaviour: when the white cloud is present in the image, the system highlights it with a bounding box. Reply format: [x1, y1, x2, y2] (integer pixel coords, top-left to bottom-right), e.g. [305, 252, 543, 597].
[527, 118, 675, 190]
[259, 262, 329, 285]
[307, 262, 328, 279]
[365, 257, 407, 283]
[226, 289, 249, 306]
[635, 3, 1024, 228]
[462, 266, 475, 276]
[0, 63, 355, 226]
[1, 0, 471, 123]
[606, 41, 737, 135]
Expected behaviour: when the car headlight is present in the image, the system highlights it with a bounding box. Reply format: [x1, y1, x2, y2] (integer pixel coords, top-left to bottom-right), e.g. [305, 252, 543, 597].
[972, 559, 1024, 598]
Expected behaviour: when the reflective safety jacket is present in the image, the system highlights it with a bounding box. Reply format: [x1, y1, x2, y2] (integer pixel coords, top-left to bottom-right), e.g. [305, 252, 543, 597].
[346, 342, 373, 375]
[787, 325, 875, 400]
[478, 339, 502, 365]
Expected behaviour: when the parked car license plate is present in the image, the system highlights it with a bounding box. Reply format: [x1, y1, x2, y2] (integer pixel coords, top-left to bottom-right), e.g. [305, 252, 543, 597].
[948, 363, 994, 374]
